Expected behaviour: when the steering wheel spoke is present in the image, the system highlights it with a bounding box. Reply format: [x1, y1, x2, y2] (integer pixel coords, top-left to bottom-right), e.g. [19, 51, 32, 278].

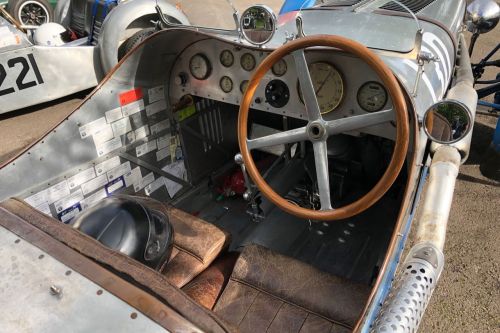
[313, 140, 332, 210]
[247, 126, 308, 150]
[325, 108, 394, 135]
[292, 50, 322, 121]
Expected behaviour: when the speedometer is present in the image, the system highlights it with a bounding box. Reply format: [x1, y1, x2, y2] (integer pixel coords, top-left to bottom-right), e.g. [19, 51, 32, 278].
[298, 62, 343, 114]
[189, 53, 211, 80]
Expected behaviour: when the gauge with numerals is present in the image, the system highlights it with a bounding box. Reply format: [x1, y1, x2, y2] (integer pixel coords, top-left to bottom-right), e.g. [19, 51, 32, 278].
[189, 53, 211, 80]
[240, 53, 256, 71]
[220, 76, 233, 93]
[272, 59, 287, 76]
[220, 50, 234, 67]
[357, 81, 388, 112]
[298, 62, 343, 114]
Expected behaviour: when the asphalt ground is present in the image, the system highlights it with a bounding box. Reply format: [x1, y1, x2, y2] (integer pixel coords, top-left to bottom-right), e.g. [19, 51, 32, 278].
[0, 2, 498, 332]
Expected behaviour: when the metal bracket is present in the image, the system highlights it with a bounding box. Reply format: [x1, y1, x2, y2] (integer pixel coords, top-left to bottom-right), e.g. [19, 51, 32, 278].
[413, 45, 440, 97]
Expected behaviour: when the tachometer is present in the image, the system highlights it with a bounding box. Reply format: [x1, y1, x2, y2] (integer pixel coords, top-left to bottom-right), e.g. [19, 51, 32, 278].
[220, 50, 234, 67]
[189, 53, 211, 80]
[220, 76, 233, 93]
[240, 53, 256, 71]
[298, 62, 343, 114]
[357, 81, 388, 112]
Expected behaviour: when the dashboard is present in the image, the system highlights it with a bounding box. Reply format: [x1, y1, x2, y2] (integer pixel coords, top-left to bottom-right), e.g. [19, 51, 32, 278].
[169, 38, 395, 139]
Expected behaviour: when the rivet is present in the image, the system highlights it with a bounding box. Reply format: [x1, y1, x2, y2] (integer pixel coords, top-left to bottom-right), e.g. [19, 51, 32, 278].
[130, 312, 138, 319]
[50, 285, 63, 298]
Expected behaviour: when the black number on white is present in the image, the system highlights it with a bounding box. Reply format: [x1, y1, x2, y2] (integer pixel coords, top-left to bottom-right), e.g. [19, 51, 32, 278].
[0, 53, 44, 96]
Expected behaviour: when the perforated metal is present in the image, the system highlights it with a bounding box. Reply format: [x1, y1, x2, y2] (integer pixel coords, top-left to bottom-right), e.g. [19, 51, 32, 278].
[371, 244, 444, 333]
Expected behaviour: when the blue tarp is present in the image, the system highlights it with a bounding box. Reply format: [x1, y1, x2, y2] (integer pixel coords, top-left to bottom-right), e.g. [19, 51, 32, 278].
[279, 0, 316, 14]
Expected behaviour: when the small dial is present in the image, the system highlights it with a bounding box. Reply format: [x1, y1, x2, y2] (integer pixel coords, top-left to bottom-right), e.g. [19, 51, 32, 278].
[240, 53, 256, 71]
[220, 50, 234, 67]
[220, 76, 233, 93]
[357, 81, 388, 112]
[240, 80, 249, 93]
[189, 53, 211, 80]
[272, 59, 287, 76]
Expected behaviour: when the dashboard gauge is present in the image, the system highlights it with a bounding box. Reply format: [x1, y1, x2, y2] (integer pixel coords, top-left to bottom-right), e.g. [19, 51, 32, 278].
[240, 53, 256, 71]
[220, 50, 234, 67]
[357, 81, 388, 112]
[240, 80, 249, 93]
[220, 76, 233, 93]
[298, 62, 343, 114]
[272, 59, 287, 76]
[189, 53, 211, 80]
[265, 80, 290, 108]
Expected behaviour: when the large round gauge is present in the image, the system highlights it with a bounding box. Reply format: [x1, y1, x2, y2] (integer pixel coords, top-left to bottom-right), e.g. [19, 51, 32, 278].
[357, 81, 388, 112]
[272, 59, 287, 76]
[240, 53, 256, 71]
[220, 76, 233, 93]
[220, 50, 234, 67]
[189, 53, 211, 80]
[298, 62, 344, 114]
[240, 80, 249, 93]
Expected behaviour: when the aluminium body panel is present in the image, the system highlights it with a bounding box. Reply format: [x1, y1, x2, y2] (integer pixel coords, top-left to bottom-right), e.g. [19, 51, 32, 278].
[0, 43, 101, 114]
[0, 224, 168, 333]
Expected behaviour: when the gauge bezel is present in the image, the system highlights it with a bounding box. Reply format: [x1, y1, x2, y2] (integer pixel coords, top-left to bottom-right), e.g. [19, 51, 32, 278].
[220, 76, 234, 93]
[189, 53, 212, 80]
[272, 59, 287, 77]
[240, 53, 256, 72]
[296, 61, 344, 114]
[240, 80, 249, 94]
[220, 50, 234, 67]
[357, 81, 388, 112]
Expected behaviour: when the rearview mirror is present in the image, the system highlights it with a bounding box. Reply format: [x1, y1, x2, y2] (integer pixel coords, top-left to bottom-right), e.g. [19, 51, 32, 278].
[240, 5, 277, 45]
[466, 0, 500, 34]
[423, 101, 472, 144]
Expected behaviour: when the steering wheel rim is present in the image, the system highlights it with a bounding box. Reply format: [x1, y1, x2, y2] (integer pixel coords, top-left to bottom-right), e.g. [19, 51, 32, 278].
[238, 35, 409, 221]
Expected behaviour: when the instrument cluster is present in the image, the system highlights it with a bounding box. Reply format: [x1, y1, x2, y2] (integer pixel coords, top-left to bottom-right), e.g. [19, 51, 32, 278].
[169, 39, 393, 138]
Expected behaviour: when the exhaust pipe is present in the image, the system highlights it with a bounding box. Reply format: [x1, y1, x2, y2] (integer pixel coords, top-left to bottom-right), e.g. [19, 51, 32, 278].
[372, 145, 461, 332]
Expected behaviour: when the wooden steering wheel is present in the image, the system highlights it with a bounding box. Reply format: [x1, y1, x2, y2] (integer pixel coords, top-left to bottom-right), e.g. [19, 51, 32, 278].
[238, 35, 409, 221]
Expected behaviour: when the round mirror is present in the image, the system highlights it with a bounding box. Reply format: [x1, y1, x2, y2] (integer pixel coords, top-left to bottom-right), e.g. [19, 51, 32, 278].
[467, 0, 500, 34]
[240, 5, 277, 45]
[423, 100, 472, 144]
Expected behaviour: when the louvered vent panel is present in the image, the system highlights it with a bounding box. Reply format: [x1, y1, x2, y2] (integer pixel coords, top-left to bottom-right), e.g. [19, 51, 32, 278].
[380, 0, 435, 13]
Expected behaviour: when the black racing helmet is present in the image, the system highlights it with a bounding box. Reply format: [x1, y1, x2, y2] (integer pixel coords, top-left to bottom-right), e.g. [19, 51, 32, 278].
[72, 196, 173, 270]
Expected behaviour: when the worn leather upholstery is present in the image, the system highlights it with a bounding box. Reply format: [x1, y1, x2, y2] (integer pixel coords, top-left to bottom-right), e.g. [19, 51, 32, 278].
[214, 244, 371, 333]
[0, 198, 234, 333]
[182, 252, 239, 309]
[116, 195, 230, 288]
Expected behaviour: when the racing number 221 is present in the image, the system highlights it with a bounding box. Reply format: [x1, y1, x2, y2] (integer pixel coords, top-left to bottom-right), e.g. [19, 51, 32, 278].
[0, 53, 44, 97]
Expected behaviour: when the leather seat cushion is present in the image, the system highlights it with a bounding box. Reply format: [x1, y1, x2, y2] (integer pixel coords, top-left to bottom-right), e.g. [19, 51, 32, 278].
[124, 196, 230, 288]
[213, 244, 371, 333]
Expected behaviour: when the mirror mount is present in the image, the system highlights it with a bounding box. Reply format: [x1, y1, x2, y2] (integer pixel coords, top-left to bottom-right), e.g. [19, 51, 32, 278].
[423, 100, 473, 145]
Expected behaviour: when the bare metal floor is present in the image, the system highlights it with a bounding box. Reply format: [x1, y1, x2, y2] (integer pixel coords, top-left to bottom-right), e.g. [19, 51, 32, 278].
[177, 186, 400, 285]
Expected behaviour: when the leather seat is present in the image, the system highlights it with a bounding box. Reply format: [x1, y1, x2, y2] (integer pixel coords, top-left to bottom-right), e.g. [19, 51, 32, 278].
[212, 244, 371, 333]
[124, 196, 230, 288]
